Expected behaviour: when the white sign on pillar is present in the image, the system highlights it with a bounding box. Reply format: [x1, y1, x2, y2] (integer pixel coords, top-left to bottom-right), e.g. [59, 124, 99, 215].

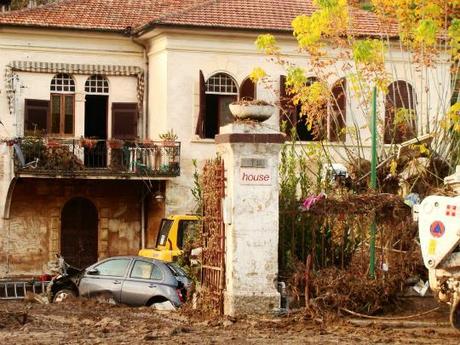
[239, 157, 272, 185]
[240, 168, 272, 185]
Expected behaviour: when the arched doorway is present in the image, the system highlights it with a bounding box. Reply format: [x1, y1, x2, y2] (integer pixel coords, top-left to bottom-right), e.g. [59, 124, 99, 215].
[61, 197, 98, 268]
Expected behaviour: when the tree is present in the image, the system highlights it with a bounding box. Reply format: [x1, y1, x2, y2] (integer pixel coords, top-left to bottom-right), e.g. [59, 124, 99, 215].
[253, 0, 460, 194]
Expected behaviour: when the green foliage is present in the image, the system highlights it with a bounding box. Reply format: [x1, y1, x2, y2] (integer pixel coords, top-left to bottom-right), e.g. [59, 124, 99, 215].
[352, 39, 386, 66]
[255, 34, 280, 55]
[292, 0, 348, 51]
[158, 129, 178, 141]
[314, 0, 340, 9]
[394, 108, 416, 125]
[249, 67, 267, 83]
[292, 14, 323, 49]
[286, 67, 307, 91]
[190, 159, 203, 214]
[449, 19, 460, 58]
[414, 19, 439, 47]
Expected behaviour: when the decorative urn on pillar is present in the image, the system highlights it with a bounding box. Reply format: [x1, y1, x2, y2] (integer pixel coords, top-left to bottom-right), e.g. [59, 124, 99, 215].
[229, 100, 275, 122]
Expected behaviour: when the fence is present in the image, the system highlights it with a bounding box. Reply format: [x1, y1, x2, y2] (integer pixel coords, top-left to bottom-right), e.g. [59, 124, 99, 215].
[12, 137, 180, 177]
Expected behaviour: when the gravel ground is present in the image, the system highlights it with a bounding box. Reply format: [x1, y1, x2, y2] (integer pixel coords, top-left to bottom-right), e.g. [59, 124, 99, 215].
[0, 297, 459, 344]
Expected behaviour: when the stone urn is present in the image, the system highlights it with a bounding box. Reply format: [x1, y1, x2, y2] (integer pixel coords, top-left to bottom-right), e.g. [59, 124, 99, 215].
[229, 100, 275, 122]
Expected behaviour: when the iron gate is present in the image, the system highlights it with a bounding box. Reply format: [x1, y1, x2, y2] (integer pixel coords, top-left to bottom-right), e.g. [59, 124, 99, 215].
[200, 157, 226, 314]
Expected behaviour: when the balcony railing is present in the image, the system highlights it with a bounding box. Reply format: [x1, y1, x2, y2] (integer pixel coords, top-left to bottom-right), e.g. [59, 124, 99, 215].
[13, 137, 180, 178]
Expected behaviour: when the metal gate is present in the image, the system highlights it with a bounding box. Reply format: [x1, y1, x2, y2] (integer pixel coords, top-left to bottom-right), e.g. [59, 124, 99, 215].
[200, 157, 226, 314]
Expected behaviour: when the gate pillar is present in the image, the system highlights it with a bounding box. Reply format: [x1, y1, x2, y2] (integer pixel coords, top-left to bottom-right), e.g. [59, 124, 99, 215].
[216, 122, 284, 316]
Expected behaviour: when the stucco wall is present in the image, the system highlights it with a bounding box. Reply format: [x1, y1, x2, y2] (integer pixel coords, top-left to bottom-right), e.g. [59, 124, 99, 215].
[0, 179, 143, 277]
[0, 28, 145, 233]
[144, 29, 450, 214]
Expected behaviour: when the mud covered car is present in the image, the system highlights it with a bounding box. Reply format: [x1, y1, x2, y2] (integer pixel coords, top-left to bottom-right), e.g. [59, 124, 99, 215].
[49, 256, 191, 307]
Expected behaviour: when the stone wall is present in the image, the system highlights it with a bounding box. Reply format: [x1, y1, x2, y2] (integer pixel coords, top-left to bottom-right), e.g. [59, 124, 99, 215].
[0, 178, 145, 277]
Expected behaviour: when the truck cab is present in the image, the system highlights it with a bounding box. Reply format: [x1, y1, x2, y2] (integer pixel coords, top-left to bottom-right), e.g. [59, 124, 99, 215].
[138, 215, 200, 262]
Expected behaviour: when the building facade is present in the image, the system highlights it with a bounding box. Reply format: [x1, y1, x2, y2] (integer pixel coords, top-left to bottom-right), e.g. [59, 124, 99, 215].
[0, 0, 451, 276]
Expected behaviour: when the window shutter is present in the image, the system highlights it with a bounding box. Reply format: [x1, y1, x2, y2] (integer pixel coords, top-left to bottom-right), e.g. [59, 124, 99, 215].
[24, 99, 49, 134]
[329, 79, 346, 142]
[279, 75, 296, 136]
[112, 102, 138, 139]
[195, 70, 206, 138]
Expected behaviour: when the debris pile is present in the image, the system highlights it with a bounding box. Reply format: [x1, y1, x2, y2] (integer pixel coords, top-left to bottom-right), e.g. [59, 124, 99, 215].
[287, 193, 422, 317]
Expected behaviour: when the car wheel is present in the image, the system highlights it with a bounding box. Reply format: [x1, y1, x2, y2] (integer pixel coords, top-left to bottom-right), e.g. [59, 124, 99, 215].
[53, 288, 76, 303]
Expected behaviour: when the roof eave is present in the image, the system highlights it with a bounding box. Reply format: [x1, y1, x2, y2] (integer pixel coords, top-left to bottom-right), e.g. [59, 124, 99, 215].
[0, 22, 127, 34]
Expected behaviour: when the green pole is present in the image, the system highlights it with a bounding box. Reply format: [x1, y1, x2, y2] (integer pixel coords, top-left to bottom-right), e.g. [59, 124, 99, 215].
[369, 86, 377, 279]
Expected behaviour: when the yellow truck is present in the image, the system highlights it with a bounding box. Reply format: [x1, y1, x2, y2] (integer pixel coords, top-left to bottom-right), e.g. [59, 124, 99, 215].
[138, 215, 200, 262]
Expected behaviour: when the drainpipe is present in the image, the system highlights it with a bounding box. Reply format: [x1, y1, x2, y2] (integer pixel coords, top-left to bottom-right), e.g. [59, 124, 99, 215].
[141, 194, 146, 249]
[130, 36, 149, 140]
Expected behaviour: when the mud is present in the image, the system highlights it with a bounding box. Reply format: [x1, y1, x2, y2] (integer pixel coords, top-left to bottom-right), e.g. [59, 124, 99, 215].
[0, 298, 458, 344]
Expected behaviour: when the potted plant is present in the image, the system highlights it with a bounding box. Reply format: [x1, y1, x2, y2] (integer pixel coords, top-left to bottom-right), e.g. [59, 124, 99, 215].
[80, 137, 98, 150]
[159, 129, 178, 146]
[106, 138, 124, 149]
[229, 99, 275, 122]
[46, 138, 63, 149]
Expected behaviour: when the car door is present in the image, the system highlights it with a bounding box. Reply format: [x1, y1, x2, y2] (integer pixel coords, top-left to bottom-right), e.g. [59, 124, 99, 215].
[121, 259, 168, 306]
[78, 258, 132, 302]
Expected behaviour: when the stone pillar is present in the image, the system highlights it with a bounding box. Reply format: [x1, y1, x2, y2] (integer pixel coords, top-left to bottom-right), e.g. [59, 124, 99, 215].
[445, 165, 460, 194]
[216, 122, 284, 316]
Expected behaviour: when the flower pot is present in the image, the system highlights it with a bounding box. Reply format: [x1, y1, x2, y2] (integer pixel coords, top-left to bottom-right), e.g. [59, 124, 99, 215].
[80, 138, 98, 150]
[106, 139, 124, 149]
[229, 104, 275, 122]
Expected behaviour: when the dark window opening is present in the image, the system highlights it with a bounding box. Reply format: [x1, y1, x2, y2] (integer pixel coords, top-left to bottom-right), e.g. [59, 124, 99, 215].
[84, 95, 108, 168]
[204, 94, 236, 138]
[330, 78, 347, 142]
[280, 75, 326, 141]
[384, 80, 417, 144]
[197, 71, 238, 139]
[239, 78, 256, 100]
[177, 220, 198, 250]
[24, 99, 49, 135]
[156, 219, 173, 247]
[112, 102, 138, 140]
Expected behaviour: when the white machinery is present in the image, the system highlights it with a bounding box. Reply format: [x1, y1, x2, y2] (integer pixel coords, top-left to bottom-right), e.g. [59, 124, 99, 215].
[416, 195, 460, 329]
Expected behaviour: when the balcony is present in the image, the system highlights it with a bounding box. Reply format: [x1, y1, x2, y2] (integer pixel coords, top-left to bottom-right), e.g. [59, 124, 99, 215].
[12, 137, 181, 179]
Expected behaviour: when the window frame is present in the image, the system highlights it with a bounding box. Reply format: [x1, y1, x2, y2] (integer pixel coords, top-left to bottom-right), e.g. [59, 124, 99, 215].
[202, 72, 239, 139]
[129, 260, 164, 281]
[384, 80, 417, 144]
[85, 75, 109, 95]
[92, 258, 131, 278]
[49, 93, 75, 136]
[24, 99, 49, 136]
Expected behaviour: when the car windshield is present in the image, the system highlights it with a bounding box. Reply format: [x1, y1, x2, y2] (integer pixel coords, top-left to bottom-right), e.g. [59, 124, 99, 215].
[156, 219, 174, 247]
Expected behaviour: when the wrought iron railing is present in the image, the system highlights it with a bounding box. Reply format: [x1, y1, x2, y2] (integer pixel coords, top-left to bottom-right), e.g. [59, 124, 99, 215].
[12, 137, 180, 177]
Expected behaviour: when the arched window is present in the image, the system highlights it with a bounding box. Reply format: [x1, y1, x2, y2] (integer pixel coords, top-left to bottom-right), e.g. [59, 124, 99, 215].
[280, 75, 327, 141]
[329, 78, 347, 142]
[239, 78, 256, 100]
[85, 75, 109, 94]
[385, 81, 417, 144]
[50, 73, 75, 135]
[50, 73, 75, 93]
[203, 72, 238, 138]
